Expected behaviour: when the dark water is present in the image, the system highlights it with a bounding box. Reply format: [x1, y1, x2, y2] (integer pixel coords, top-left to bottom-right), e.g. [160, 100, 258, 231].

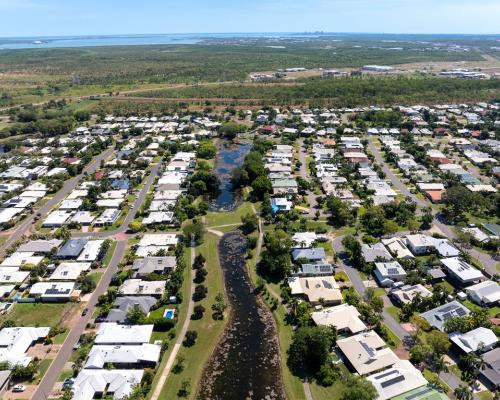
[209, 141, 252, 212]
[197, 232, 285, 400]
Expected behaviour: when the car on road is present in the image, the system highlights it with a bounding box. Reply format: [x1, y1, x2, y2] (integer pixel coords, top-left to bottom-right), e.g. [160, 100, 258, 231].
[12, 385, 26, 393]
[82, 307, 89, 316]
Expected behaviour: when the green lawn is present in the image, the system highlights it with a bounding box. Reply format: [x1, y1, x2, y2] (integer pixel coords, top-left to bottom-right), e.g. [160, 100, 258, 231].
[156, 232, 227, 400]
[461, 299, 500, 318]
[53, 329, 69, 345]
[382, 323, 402, 349]
[309, 363, 350, 400]
[57, 369, 74, 382]
[89, 272, 103, 286]
[33, 358, 52, 384]
[0, 303, 78, 327]
[386, 306, 401, 323]
[204, 201, 255, 227]
[102, 240, 118, 266]
[477, 391, 494, 400]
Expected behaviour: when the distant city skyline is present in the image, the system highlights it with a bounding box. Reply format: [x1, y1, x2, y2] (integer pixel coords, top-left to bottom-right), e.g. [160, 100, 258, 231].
[1, 0, 499, 37]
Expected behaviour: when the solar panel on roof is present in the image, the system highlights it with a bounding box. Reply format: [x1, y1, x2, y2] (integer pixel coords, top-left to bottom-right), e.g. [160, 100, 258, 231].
[381, 375, 406, 388]
[456, 308, 467, 317]
[441, 312, 453, 321]
[388, 268, 400, 275]
[322, 280, 333, 289]
[360, 341, 376, 358]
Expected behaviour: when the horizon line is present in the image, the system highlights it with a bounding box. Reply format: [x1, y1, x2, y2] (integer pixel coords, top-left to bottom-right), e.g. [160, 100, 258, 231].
[2, 31, 500, 40]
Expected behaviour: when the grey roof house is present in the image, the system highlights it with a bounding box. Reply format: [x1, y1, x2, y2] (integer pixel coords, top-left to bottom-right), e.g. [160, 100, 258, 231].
[132, 256, 176, 278]
[106, 296, 157, 323]
[420, 301, 470, 331]
[57, 238, 88, 259]
[291, 248, 326, 262]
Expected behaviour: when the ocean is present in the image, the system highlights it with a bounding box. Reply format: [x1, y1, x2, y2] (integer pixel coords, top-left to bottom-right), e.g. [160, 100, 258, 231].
[0, 32, 315, 50]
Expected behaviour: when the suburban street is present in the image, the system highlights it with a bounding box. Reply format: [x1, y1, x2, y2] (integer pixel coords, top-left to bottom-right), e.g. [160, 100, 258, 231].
[297, 138, 322, 217]
[367, 138, 499, 275]
[331, 234, 481, 398]
[0, 146, 115, 257]
[33, 240, 127, 400]
[72, 161, 162, 239]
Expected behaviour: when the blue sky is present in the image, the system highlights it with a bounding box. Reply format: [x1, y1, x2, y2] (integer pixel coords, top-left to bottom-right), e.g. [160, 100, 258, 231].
[1, 0, 499, 37]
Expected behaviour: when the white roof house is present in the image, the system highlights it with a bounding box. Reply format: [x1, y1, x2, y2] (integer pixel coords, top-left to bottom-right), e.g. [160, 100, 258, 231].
[288, 276, 342, 305]
[49, 262, 91, 281]
[0, 326, 50, 367]
[42, 210, 73, 227]
[405, 234, 434, 255]
[0, 268, 29, 284]
[59, 199, 83, 210]
[373, 261, 407, 287]
[77, 240, 104, 262]
[118, 279, 166, 298]
[292, 232, 322, 248]
[391, 284, 432, 305]
[337, 331, 399, 375]
[381, 238, 414, 259]
[466, 280, 500, 305]
[367, 360, 428, 400]
[430, 238, 460, 257]
[95, 323, 154, 345]
[139, 234, 178, 247]
[0, 252, 44, 268]
[29, 281, 76, 301]
[72, 369, 143, 400]
[311, 304, 367, 334]
[85, 343, 161, 369]
[450, 327, 498, 353]
[440, 257, 484, 284]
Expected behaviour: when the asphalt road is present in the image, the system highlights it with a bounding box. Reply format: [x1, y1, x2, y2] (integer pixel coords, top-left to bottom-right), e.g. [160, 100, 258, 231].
[367, 138, 498, 275]
[32, 240, 127, 400]
[72, 161, 162, 238]
[297, 138, 323, 217]
[0, 146, 115, 257]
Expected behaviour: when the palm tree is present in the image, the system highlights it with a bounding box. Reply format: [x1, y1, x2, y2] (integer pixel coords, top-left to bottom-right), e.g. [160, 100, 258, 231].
[454, 385, 473, 400]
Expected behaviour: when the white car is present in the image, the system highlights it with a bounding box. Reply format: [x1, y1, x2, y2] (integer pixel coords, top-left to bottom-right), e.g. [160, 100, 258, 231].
[12, 385, 26, 393]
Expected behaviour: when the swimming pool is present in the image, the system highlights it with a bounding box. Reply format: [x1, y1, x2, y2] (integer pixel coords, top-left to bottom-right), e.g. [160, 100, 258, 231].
[163, 309, 175, 319]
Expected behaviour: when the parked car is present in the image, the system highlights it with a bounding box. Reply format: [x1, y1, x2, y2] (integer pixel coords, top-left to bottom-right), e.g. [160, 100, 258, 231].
[12, 385, 26, 393]
[82, 308, 89, 316]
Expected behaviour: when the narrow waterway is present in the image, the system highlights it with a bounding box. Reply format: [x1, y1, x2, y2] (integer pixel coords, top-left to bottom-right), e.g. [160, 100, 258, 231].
[197, 231, 285, 400]
[209, 141, 252, 211]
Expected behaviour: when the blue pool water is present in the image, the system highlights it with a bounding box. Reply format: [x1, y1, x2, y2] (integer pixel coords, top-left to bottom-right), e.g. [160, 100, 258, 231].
[163, 309, 175, 319]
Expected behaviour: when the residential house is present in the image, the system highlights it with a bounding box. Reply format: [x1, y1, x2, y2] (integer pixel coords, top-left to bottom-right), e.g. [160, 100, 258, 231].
[467, 280, 500, 306]
[421, 301, 470, 331]
[337, 331, 399, 375]
[373, 261, 407, 287]
[311, 304, 367, 334]
[449, 327, 498, 354]
[288, 276, 342, 305]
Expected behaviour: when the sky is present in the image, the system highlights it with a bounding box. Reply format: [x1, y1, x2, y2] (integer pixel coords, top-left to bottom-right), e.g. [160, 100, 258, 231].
[1, 0, 499, 37]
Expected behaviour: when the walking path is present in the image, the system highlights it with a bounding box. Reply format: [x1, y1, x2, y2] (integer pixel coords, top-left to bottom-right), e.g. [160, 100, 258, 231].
[150, 238, 196, 400]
